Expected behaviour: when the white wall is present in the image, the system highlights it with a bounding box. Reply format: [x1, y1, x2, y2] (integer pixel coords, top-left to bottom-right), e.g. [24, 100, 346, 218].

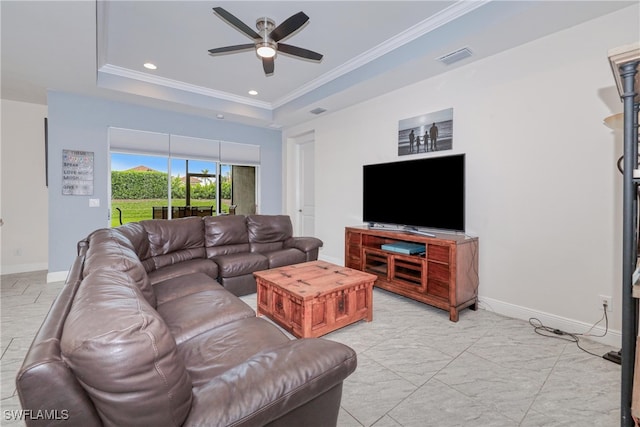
[284, 5, 639, 346]
[0, 99, 49, 274]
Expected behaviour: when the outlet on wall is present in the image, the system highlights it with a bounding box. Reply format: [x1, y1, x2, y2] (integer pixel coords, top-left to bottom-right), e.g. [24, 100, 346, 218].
[599, 294, 613, 312]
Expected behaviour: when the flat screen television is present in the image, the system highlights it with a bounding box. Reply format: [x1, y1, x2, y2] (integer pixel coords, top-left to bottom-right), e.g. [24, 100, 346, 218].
[363, 154, 465, 232]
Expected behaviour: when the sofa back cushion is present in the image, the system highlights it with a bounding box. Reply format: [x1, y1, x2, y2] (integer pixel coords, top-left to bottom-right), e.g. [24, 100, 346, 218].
[60, 269, 193, 427]
[204, 215, 250, 258]
[85, 228, 157, 308]
[114, 222, 154, 271]
[247, 215, 293, 253]
[141, 217, 206, 270]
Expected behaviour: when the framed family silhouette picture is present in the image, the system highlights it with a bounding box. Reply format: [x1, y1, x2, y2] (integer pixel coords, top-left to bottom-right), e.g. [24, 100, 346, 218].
[398, 108, 453, 156]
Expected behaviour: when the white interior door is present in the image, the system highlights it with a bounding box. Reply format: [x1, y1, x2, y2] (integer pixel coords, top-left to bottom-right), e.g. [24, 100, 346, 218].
[297, 139, 315, 236]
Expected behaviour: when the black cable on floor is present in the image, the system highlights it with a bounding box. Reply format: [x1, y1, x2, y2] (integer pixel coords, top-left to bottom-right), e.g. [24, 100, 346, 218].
[528, 303, 609, 358]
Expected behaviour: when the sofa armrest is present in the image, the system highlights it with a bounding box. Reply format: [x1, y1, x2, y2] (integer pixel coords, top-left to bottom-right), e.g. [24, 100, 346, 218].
[285, 237, 323, 262]
[285, 237, 323, 253]
[184, 338, 356, 427]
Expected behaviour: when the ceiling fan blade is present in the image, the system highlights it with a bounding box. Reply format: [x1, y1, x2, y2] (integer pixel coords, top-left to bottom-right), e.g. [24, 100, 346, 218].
[262, 57, 274, 76]
[278, 43, 323, 61]
[270, 11, 309, 42]
[212, 7, 260, 40]
[208, 44, 255, 56]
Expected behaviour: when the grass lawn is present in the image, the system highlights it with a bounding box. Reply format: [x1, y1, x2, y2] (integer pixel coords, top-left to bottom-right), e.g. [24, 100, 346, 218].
[111, 199, 229, 227]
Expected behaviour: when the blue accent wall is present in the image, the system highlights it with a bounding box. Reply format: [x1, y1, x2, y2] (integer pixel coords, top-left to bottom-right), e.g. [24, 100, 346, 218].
[47, 91, 282, 272]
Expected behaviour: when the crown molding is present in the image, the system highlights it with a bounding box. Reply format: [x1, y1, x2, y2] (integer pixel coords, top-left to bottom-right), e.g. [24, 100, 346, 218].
[98, 64, 273, 110]
[97, 1, 490, 114]
[272, 0, 490, 108]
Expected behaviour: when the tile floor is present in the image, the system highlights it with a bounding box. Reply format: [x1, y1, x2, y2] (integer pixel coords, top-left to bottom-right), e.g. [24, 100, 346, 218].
[1, 271, 621, 426]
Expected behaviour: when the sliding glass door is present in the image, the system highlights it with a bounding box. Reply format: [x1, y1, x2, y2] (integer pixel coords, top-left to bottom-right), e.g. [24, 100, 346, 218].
[108, 127, 260, 226]
[170, 158, 218, 218]
[110, 152, 169, 226]
[225, 164, 257, 215]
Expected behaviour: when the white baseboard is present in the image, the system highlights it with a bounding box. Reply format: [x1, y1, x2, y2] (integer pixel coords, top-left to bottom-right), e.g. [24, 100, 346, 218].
[0, 262, 48, 275]
[47, 270, 69, 283]
[318, 254, 344, 266]
[316, 258, 622, 347]
[479, 296, 621, 348]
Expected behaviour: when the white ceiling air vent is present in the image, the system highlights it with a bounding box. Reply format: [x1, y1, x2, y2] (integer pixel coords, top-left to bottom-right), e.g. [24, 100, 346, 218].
[310, 107, 327, 115]
[437, 47, 473, 65]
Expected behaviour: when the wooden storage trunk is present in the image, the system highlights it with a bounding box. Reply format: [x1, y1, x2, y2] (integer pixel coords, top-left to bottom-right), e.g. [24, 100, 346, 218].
[254, 261, 376, 338]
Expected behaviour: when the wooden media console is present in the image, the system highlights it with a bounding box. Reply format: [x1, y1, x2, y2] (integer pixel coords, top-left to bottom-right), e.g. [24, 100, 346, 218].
[345, 226, 479, 321]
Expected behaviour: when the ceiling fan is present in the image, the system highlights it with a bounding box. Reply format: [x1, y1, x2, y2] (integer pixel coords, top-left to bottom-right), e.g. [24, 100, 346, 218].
[208, 7, 323, 76]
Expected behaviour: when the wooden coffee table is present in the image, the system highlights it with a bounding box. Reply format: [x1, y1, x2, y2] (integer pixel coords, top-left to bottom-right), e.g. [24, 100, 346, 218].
[254, 260, 377, 338]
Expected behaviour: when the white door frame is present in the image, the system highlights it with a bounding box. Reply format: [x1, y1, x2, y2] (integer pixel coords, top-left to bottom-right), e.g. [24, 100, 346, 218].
[292, 131, 315, 236]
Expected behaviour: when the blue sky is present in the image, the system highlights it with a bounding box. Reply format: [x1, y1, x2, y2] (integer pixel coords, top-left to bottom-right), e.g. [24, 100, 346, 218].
[111, 153, 229, 177]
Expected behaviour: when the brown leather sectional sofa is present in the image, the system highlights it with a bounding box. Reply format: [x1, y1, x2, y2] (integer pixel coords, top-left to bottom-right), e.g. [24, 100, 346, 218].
[16, 215, 357, 426]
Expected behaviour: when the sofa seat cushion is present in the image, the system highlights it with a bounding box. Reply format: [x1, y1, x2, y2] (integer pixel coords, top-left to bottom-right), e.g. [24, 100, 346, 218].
[262, 248, 307, 268]
[212, 252, 269, 278]
[177, 317, 290, 387]
[153, 272, 225, 305]
[148, 258, 218, 285]
[157, 289, 255, 345]
[60, 269, 193, 427]
[183, 337, 358, 427]
[219, 274, 259, 297]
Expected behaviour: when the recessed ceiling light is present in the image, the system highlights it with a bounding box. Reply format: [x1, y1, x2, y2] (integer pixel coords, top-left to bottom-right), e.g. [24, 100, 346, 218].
[143, 63, 157, 70]
[248, 90, 258, 96]
[216, 114, 225, 119]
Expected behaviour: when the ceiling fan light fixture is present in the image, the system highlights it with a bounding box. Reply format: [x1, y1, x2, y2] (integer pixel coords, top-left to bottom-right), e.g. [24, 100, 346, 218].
[256, 42, 277, 58]
[209, 8, 322, 76]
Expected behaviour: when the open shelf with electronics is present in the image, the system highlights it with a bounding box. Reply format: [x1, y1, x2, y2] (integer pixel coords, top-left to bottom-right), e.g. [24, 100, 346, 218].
[345, 226, 479, 322]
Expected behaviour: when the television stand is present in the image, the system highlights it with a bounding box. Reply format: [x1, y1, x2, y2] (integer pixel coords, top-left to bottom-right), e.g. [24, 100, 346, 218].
[403, 226, 436, 238]
[345, 226, 479, 321]
[367, 223, 436, 237]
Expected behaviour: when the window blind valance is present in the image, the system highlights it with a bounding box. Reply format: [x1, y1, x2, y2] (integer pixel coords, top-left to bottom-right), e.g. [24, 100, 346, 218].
[170, 135, 219, 161]
[109, 127, 169, 155]
[220, 141, 261, 165]
[108, 127, 260, 165]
